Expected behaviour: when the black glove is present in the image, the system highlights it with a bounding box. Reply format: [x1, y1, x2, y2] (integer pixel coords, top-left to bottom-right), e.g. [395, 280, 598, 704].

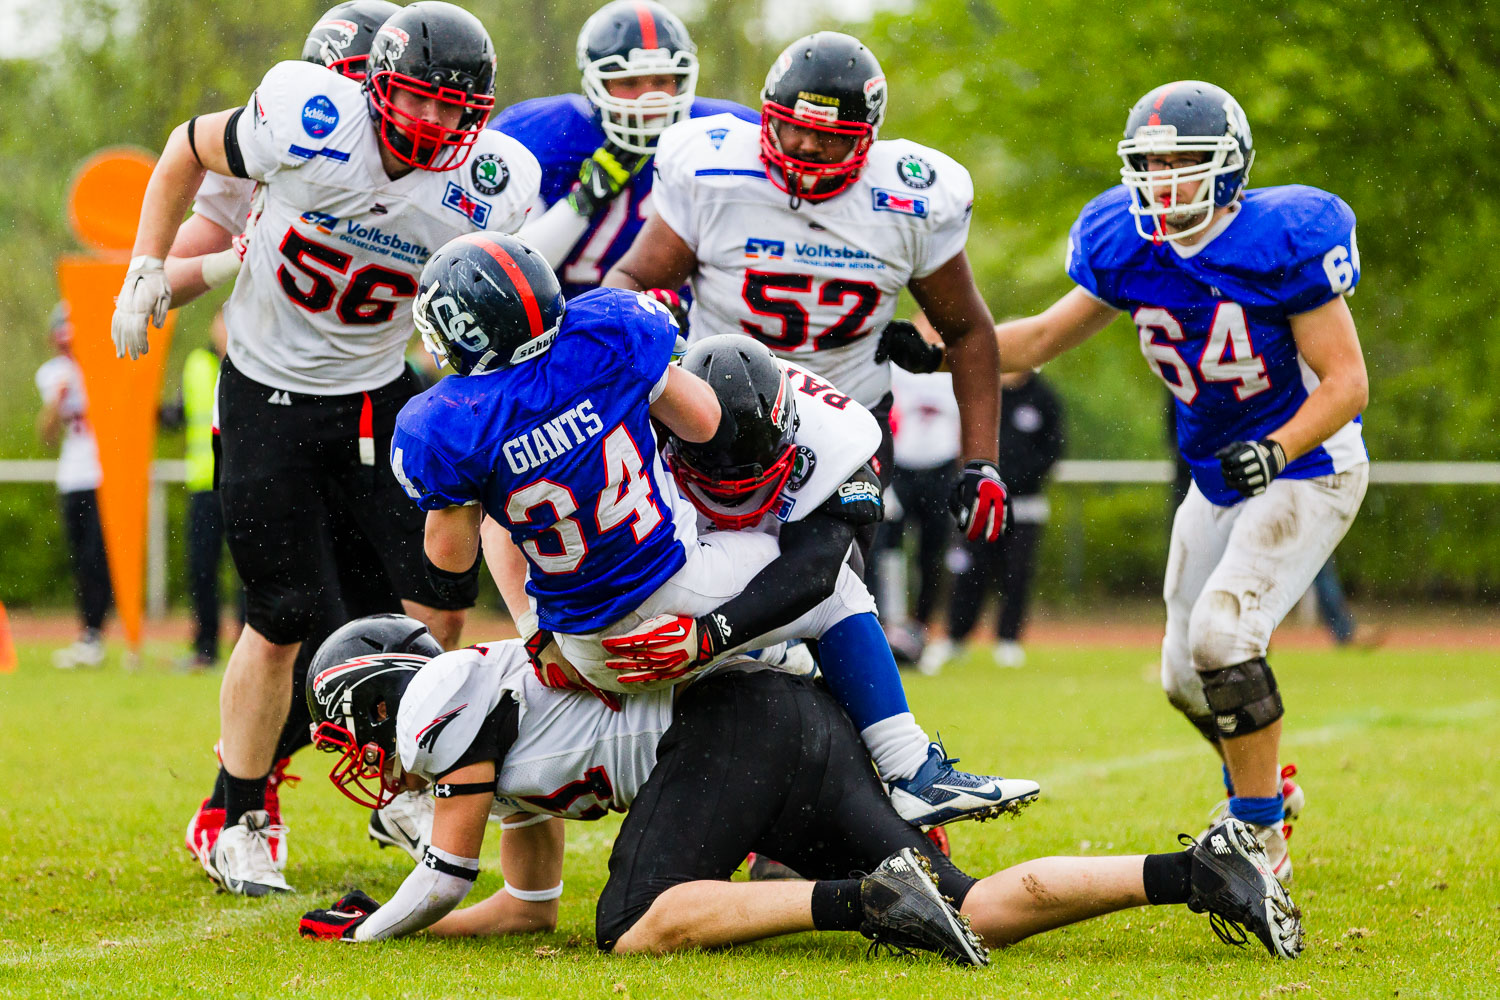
[300, 890, 381, 941]
[566, 142, 649, 218]
[950, 460, 1010, 543]
[1215, 439, 1286, 498]
[874, 320, 944, 374]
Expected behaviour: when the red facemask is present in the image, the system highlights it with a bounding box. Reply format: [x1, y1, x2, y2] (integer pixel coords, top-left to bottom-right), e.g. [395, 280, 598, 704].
[759, 102, 874, 202]
[367, 71, 494, 171]
[311, 721, 401, 809]
[669, 443, 799, 530]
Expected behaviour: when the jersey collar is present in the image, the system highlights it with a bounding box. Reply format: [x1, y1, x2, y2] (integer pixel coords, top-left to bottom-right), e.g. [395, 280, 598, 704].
[1168, 202, 1241, 260]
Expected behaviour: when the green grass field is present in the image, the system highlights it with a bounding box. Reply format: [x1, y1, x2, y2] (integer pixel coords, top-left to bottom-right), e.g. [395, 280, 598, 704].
[2, 637, 1496, 998]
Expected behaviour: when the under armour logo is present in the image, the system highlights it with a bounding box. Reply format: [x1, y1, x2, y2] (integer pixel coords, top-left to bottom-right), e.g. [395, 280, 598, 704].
[267, 390, 292, 405]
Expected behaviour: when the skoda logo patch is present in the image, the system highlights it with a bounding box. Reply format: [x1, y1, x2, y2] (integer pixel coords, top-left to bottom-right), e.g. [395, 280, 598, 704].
[301, 95, 340, 139]
[471, 153, 509, 195]
[896, 154, 935, 190]
[789, 445, 817, 490]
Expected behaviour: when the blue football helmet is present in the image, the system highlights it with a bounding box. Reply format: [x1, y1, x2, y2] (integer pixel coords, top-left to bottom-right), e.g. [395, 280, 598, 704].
[1117, 81, 1255, 242]
[414, 232, 567, 376]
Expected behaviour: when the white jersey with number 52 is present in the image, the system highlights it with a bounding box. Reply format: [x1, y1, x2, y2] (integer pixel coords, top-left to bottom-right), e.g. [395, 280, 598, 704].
[223, 60, 540, 395]
[651, 113, 973, 407]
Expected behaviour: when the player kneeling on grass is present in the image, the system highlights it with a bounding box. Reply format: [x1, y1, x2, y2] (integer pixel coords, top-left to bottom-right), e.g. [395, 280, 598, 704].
[298, 620, 1303, 961]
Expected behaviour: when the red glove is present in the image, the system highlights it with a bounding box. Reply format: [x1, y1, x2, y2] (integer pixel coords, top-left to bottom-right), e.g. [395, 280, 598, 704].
[951, 460, 1010, 543]
[525, 629, 621, 711]
[601, 614, 718, 685]
[299, 890, 380, 941]
[643, 288, 688, 327]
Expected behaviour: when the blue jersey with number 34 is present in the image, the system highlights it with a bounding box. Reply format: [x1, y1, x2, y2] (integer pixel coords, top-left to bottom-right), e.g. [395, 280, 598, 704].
[1067, 184, 1367, 506]
[392, 288, 687, 632]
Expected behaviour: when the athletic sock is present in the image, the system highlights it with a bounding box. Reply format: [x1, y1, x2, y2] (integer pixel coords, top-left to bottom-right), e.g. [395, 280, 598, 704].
[1221, 764, 1235, 797]
[1142, 851, 1193, 905]
[1228, 793, 1284, 828]
[816, 613, 911, 728]
[223, 769, 270, 829]
[810, 878, 864, 931]
[207, 767, 228, 811]
[859, 713, 930, 782]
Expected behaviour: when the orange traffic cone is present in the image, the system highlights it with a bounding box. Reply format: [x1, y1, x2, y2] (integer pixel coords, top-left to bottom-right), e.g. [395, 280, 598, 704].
[0, 600, 17, 673]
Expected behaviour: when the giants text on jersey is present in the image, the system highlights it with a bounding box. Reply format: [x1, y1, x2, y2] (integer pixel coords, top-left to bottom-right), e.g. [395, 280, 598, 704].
[223, 60, 541, 395]
[391, 288, 693, 633]
[1068, 184, 1366, 506]
[652, 114, 974, 408]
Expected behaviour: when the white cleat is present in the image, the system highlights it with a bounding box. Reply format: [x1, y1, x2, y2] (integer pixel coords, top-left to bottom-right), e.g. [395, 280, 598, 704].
[992, 640, 1026, 669]
[888, 742, 1041, 827]
[205, 810, 292, 897]
[368, 789, 433, 862]
[53, 638, 105, 670]
[1204, 764, 1303, 883]
[916, 639, 952, 676]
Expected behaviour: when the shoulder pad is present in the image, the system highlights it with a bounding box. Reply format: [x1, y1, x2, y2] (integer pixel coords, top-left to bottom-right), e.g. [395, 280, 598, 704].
[774, 363, 882, 522]
[396, 644, 520, 778]
[871, 139, 973, 216]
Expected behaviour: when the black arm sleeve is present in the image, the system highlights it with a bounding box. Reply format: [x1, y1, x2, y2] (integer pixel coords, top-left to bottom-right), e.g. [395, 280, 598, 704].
[700, 466, 883, 651]
[223, 107, 248, 179]
[423, 549, 482, 607]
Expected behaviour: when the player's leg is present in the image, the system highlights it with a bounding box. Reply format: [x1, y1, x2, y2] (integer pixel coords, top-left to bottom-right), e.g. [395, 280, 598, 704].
[1160, 481, 1238, 745]
[1189, 467, 1367, 874]
[185, 490, 223, 665]
[995, 516, 1042, 665]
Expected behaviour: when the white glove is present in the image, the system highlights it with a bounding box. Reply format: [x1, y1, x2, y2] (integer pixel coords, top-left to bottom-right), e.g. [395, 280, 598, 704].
[112, 256, 171, 360]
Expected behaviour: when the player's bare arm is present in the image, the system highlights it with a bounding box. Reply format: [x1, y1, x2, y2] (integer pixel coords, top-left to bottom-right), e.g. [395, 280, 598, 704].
[1265, 295, 1369, 462]
[993, 286, 1121, 373]
[132, 108, 237, 261]
[429, 814, 565, 937]
[910, 250, 1000, 463]
[602, 213, 696, 292]
[424, 505, 483, 573]
[165, 213, 238, 307]
[648, 365, 721, 443]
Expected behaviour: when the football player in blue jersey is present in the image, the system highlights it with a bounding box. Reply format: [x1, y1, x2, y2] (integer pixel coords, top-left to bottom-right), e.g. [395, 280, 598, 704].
[496, 0, 758, 297]
[393, 233, 1032, 829]
[993, 81, 1370, 881]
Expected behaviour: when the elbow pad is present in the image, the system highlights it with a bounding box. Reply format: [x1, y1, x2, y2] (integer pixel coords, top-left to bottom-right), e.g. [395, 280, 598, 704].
[424, 549, 482, 607]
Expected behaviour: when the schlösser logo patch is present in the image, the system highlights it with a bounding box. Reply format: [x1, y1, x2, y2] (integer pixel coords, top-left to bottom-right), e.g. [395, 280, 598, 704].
[301, 96, 340, 138]
[471, 153, 509, 195]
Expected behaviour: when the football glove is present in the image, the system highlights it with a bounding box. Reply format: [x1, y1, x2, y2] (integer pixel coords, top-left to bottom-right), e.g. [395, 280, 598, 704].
[950, 460, 1010, 543]
[1216, 439, 1287, 498]
[644, 288, 688, 328]
[300, 890, 381, 941]
[874, 319, 944, 374]
[111, 255, 171, 359]
[600, 613, 730, 686]
[566, 142, 649, 218]
[525, 628, 621, 711]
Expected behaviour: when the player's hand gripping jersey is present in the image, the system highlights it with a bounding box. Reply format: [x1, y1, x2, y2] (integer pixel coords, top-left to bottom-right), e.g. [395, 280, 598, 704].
[652, 114, 974, 408]
[397, 640, 673, 821]
[1068, 184, 1366, 505]
[392, 288, 692, 633]
[494, 95, 756, 297]
[223, 60, 540, 394]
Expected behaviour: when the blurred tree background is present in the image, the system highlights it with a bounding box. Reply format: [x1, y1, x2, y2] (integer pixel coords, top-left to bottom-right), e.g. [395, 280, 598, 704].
[1, 0, 1495, 608]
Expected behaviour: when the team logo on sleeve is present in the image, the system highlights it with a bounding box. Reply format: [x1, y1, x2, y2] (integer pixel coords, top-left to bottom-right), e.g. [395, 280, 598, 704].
[443, 182, 492, 226]
[896, 154, 935, 189]
[301, 96, 340, 138]
[871, 189, 929, 217]
[706, 127, 729, 150]
[471, 153, 510, 195]
[788, 445, 817, 490]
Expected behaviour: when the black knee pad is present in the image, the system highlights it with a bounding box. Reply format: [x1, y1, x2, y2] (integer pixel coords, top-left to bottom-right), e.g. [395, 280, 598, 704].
[1199, 657, 1283, 738]
[1185, 713, 1222, 745]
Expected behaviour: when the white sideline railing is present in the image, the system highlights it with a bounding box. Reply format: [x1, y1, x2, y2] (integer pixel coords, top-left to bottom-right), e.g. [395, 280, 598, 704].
[3, 458, 1499, 617]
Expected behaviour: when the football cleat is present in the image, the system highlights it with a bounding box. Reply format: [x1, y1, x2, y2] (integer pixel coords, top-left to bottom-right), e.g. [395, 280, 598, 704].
[888, 741, 1040, 828]
[52, 637, 106, 670]
[205, 810, 293, 897]
[860, 847, 988, 966]
[263, 757, 299, 868]
[1187, 818, 1303, 959]
[1206, 763, 1303, 882]
[916, 638, 952, 677]
[184, 798, 225, 871]
[368, 789, 434, 862]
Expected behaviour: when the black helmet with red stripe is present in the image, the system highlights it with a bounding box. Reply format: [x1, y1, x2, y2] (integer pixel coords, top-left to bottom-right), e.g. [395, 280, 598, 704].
[669, 334, 798, 530]
[301, 0, 401, 80]
[306, 614, 444, 810]
[576, 0, 699, 154]
[414, 232, 567, 376]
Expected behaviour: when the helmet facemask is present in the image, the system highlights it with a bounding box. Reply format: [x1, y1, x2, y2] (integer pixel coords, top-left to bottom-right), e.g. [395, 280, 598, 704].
[367, 70, 495, 171]
[669, 441, 798, 530]
[1117, 127, 1253, 242]
[311, 719, 404, 809]
[581, 48, 699, 154]
[759, 103, 875, 203]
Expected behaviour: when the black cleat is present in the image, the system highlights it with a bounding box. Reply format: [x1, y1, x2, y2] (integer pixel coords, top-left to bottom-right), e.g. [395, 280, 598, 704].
[1188, 817, 1305, 959]
[859, 847, 988, 966]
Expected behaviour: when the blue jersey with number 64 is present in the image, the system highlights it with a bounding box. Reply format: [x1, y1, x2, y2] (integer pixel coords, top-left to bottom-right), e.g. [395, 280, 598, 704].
[392, 288, 690, 632]
[1067, 183, 1367, 506]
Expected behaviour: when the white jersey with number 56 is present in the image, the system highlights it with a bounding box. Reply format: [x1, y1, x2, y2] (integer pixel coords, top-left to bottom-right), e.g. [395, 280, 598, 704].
[223, 60, 540, 395]
[651, 113, 973, 407]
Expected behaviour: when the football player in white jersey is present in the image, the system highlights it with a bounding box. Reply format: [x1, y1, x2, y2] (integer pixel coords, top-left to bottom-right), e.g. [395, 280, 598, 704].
[604, 31, 1008, 550]
[113, 1, 541, 898]
[293, 619, 1304, 961]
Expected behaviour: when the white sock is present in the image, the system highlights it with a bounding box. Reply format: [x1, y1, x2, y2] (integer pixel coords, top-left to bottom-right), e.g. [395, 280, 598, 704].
[860, 713, 930, 781]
